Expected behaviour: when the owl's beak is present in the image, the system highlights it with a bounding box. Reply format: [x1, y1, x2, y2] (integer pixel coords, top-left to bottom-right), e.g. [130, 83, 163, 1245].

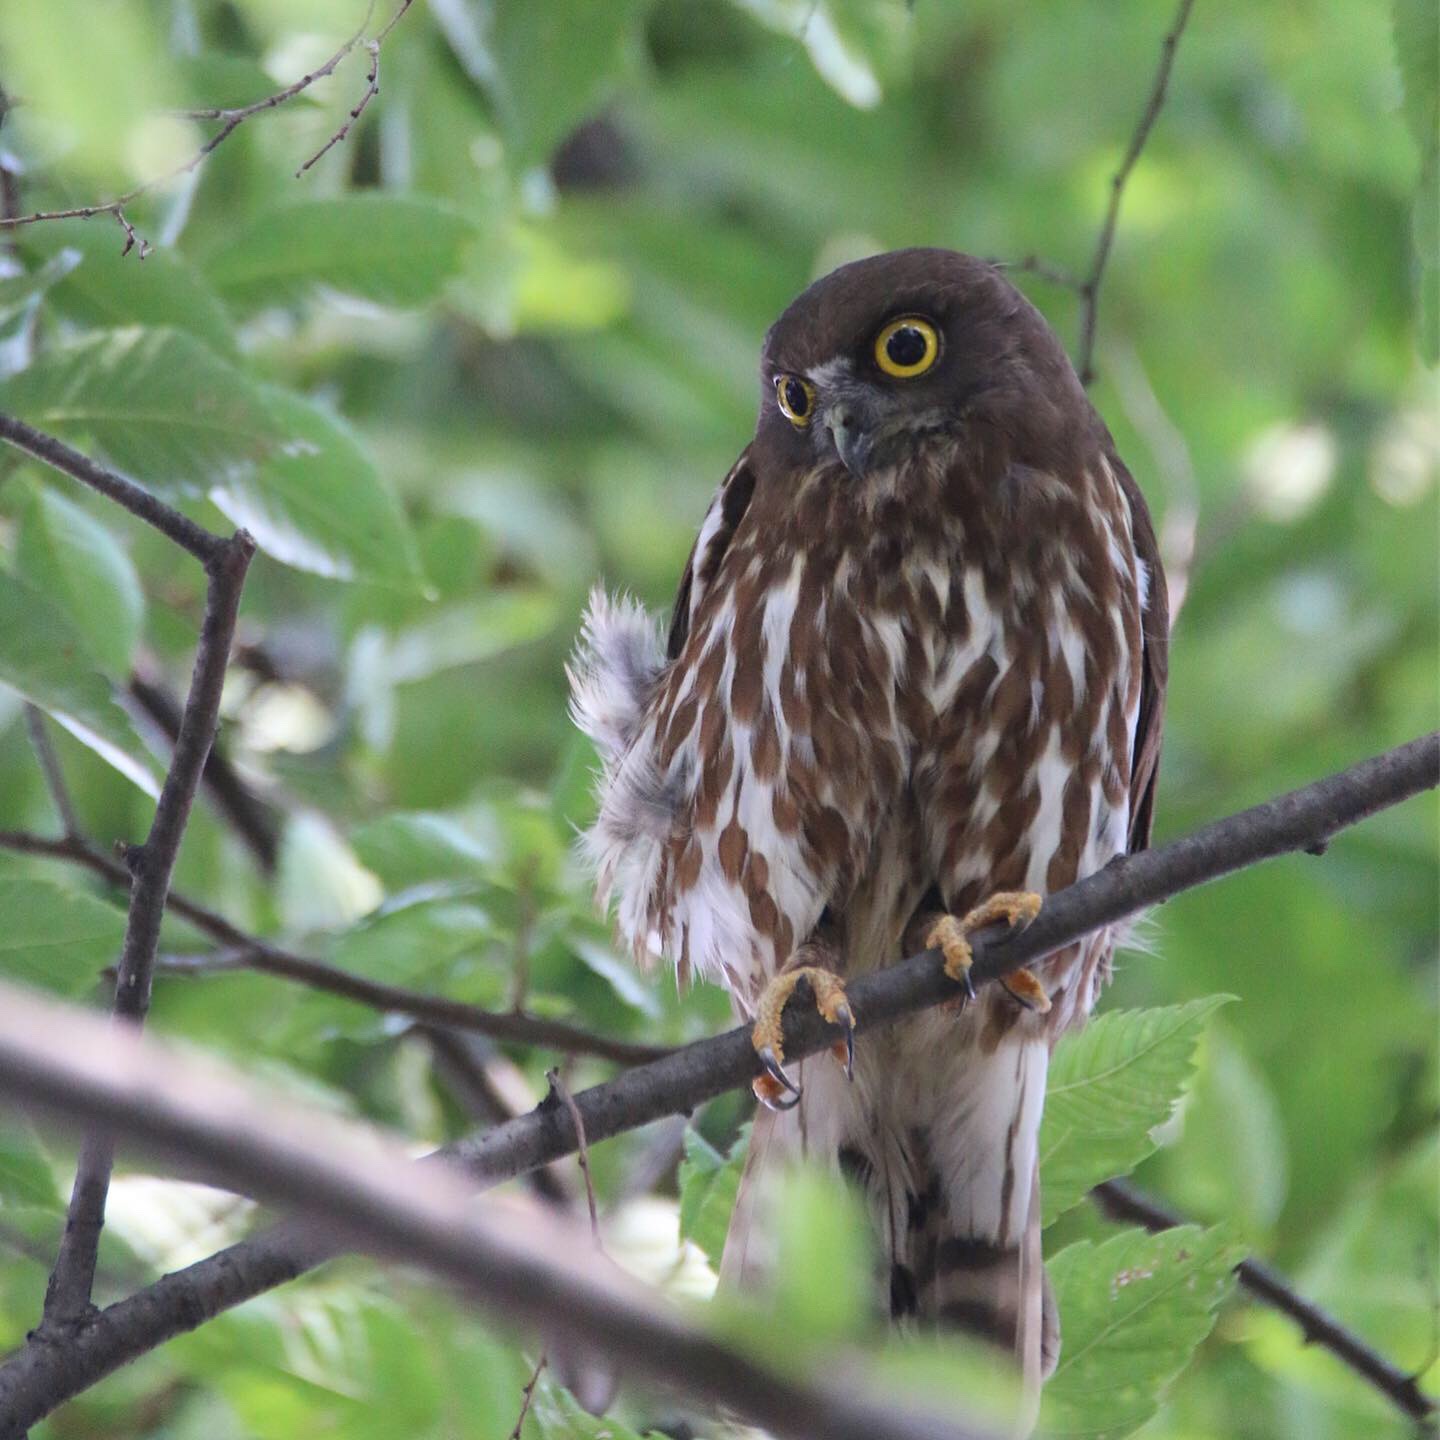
[824, 402, 875, 478]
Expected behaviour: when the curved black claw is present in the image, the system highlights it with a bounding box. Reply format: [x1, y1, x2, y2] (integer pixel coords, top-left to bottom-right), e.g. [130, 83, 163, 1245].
[956, 970, 977, 1005]
[834, 1000, 856, 1081]
[757, 1045, 801, 1110]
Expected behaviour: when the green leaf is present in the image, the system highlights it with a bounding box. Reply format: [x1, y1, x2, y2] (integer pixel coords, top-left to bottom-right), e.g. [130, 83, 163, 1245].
[0, 1125, 61, 1211]
[210, 387, 423, 585]
[350, 811, 500, 891]
[0, 249, 83, 346]
[771, 1167, 872, 1345]
[484, 0, 653, 169]
[678, 1124, 749, 1271]
[204, 196, 478, 313]
[1393, 0, 1439, 157]
[1161, 1026, 1289, 1239]
[329, 895, 492, 987]
[0, 876, 127, 995]
[0, 0, 178, 186]
[381, 591, 561, 683]
[1039, 996, 1233, 1226]
[276, 814, 381, 935]
[1394, 0, 1440, 362]
[14, 481, 145, 676]
[27, 224, 240, 359]
[0, 327, 288, 493]
[530, 1378, 645, 1440]
[0, 570, 159, 795]
[1042, 1224, 1241, 1439]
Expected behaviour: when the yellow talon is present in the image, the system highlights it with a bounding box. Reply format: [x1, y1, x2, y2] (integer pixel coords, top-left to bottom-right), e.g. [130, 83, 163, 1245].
[926, 913, 978, 988]
[926, 890, 1044, 1003]
[750, 965, 855, 1110]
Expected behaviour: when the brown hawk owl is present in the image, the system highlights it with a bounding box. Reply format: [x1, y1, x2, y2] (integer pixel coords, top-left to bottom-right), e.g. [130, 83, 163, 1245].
[569, 248, 1168, 1400]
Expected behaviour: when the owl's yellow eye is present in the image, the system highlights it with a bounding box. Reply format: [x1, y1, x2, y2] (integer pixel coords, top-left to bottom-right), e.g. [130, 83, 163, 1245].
[874, 317, 940, 378]
[774, 373, 815, 427]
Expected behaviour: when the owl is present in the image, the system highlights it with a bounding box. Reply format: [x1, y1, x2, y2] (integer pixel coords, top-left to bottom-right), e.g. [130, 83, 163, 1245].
[569, 248, 1168, 1405]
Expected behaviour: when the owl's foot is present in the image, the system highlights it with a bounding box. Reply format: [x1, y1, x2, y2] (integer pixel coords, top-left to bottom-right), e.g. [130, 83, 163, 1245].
[750, 965, 855, 1112]
[925, 891, 1045, 1007]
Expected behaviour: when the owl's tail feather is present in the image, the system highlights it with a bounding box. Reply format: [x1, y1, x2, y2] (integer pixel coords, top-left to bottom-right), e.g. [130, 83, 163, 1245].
[566, 588, 666, 767]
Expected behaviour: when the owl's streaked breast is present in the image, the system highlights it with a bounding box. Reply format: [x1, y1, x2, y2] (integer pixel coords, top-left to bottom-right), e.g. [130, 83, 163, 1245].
[586, 446, 1144, 1034]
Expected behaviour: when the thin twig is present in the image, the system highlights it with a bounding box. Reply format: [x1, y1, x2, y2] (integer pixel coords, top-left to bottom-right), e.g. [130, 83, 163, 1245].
[1075, 0, 1196, 383]
[128, 665, 279, 874]
[548, 1069, 601, 1243]
[0, 734, 1432, 1433]
[1007, 254, 1085, 291]
[23, 705, 81, 839]
[420, 1029, 575, 1207]
[997, 0, 1195, 386]
[296, 38, 381, 177]
[40, 528, 255, 1329]
[507, 1353, 548, 1440]
[0, 984, 1000, 1440]
[0, 0, 413, 255]
[0, 829, 671, 1067]
[1093, 1179, 1437, 1427]
[0, 413, 224, 563]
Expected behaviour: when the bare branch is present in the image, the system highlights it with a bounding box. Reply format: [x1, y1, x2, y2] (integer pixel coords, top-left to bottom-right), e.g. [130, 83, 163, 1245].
[1076, 0, 1196, 383]
[0, 985, 1000, 1440]
[0, 829, 672, 1067]
[507, 1354, 548, 1440]
[127, 665, 279, 874]
[0, 0, 414, 255]
[0, 734, 1432, 1431]
[1093, 1180, 1437, 1427]
[40, 529, 255, 1328]
[548, 1069, 602, 1243]
[0, 413, 225, 563]
[23, 704, 81, 839]
[998, 0, 1196, 386]
[296, 38, 382, 177]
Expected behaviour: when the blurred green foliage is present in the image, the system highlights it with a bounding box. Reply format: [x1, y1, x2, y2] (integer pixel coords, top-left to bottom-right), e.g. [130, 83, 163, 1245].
[0, 1, 1433, 1437]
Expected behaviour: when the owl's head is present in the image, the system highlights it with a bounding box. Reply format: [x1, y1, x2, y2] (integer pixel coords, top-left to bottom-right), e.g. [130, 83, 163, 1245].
[754, 248, 1089, 481]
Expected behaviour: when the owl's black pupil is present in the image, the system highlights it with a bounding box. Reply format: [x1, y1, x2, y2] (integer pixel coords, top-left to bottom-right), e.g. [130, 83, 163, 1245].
[886, 326, 928, 367]
[782, 379, 809, 415]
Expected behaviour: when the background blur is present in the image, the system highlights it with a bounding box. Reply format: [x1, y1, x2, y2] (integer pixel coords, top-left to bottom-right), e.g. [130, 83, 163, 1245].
[0, 1, 1434, 1437]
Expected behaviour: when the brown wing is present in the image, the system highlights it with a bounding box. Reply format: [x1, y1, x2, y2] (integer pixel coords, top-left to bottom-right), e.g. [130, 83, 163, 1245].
[1115, 458, 1169, 853]
[666, 448, 757, 660]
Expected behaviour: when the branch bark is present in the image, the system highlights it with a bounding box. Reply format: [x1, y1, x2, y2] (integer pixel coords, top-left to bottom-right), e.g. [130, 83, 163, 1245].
[0, 413, 224, 562]
[127, 666, 279, 874]
[1093, 1180, 1438, 1427]
[39, 532, 255, 1328]
[0, 415, 258, 1330]
[0, 985, 999, 1440]
[1000, 0, 1196, 385]
[1075, 0, 1196, 383]
[0, 732, 1432, 1431]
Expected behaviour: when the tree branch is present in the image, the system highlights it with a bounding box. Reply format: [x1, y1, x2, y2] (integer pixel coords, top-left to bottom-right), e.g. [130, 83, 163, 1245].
[0, 828, 671, 1067]
[0, 985, 999, 1440]
[0, 0, 415, 255]
[0, 413, 224, 563]
[1075, 0, 1195, 383]
[1093, 1180, 1437, 1427]
[127, 666, 279, 874]
[39, 528, 255, 1329]
[0, 733, 1432, 1430]
[998, 0, 1196, 385]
